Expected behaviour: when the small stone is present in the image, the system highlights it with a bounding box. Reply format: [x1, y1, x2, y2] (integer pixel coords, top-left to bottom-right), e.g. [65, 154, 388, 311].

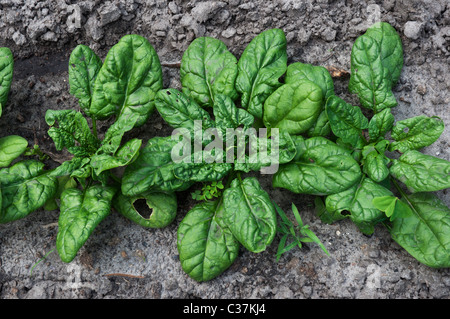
[12, 31, 26, 46]
[404, 21, 422, 40]
[221, 27, 236, 38]
[168, 2, 179, 14]
[41, 31, 58, 42]
[27, 20, 48, 40]
[98, 2, 122, 27]
[416, 84, 427, 95]
[85, 15, 104, 41]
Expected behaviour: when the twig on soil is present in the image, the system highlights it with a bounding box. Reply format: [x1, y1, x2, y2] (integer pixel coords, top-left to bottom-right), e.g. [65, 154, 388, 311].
[161, 61, 181, 68]
[325, 66, 350, 78]
[103, 273, 145, 279]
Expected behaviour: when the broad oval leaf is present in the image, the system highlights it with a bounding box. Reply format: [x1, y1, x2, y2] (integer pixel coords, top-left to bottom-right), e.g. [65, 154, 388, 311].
[223, 177, 277, 253]
[90, 35, 163, 126]
[155, 88, 214, 131]
[263, 81, 323, 135]
[180, 37, 238, 107]
[0, 135, 28, 168]
[121, 136, 193, 196]
[325, 95, 369, 145]
[364, 22, 404, 86]
[213, 94, 254, 132]
[390, 150, 450, 192]
[0, 160, 58, 223]
[177, 200, 240, 282]
[325, 177, 393, 235]
[68, 45, 102, 116]
[0, 47, 14, 116]
[236, 28, 287, 119]
[56, 185, 116, 263]
[285, 62, 334, 101]
[389, 115, 444, 153]
[234, 131, 297, 173]
[363, 151, 390, 183]
[391, 192, 450, 268]
[273, 137, 362, 195]
[114, 190, 177, 228]
[349, 34, 398, 112]
[90, 138, 142, 176]
[368, 108, 395, 142]
[306, 110, 331, 138]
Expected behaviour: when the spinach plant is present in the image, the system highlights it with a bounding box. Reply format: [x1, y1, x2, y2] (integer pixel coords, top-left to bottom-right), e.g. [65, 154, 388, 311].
[0, 47, 57, 225]
[272, 22, 450, 269]
[2, 21, 448, 282]
[120, 29, 327, 282]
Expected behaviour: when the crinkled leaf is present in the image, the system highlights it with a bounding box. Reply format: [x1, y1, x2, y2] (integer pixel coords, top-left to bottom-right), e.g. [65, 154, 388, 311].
[45, 109, 99, 157]
[389, 116, 444, 153]
[306, 110, 331, 137]
[234, 131, 296, 173]
[390, 150, 450, 192]
[177, 200, 239, 282]
[236, 28, 287, 119]
[173, 160, 232, 183]
[0, 135, 28, 167]
[0, 47, 14, 116]
[325, 95, 368, 145]
[121, 136, 193, 196]
[0, 160, 58, 223]
[97, 106, 141, 157]
[263, 81, 323, 135]
[114, 190, 177, 228]
[68, 45, 102, 116]
[90, 35, 163, 126]
[155, 88, 214, 131]
[364, 22, 404, 86]
[49, 157, 88, 178]
[391, 192, 450, 268]
[223, 177, 277, 253]
[273, 136, 361, 195]
[325, 177, 393, 235]
[180, 37, 238, 107]
[90, 138, 142, 176]
[363, 151, 390, 183]
[285, 62, 334, 101]
[349, 34, 398, 112]
[368, 108, 394, 142]
[56, 185, 116, 263]
[213, 94, 254, 133]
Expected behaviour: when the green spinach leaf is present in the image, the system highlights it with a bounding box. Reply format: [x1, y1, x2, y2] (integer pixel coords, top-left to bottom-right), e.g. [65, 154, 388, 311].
[223, 177, 277, 253]
[0, 160, 58, 223]
[180, 37, 238, 107]
[177, 199, 239, 282]
[56, 185, 116, 262]
[389, 115, 444, 153]
[236, 28, 287, 119]
[273, 136, 361, 195]
[390, 150, 450, 192]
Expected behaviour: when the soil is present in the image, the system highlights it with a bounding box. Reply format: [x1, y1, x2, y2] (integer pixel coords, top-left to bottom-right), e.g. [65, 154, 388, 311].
[0, 0, 449, 299]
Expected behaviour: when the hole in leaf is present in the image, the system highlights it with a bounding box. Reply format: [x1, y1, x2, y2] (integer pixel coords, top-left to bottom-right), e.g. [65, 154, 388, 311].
[403, 127, 409, 134]
[166, 90, 171, 95]
[133, 199, 153, 220]
[341, 210, 351, 216]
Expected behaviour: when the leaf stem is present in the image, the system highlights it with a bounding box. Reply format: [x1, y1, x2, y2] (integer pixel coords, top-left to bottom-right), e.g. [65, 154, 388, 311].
[92, 118, 98, 139]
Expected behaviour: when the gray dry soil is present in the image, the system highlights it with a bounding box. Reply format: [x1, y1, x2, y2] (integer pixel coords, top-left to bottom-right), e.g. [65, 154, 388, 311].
[0, 0, 449, 299]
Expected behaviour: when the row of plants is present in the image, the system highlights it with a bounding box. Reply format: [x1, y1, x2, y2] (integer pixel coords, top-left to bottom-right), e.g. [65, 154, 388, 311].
[0, 22, 449, 282]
